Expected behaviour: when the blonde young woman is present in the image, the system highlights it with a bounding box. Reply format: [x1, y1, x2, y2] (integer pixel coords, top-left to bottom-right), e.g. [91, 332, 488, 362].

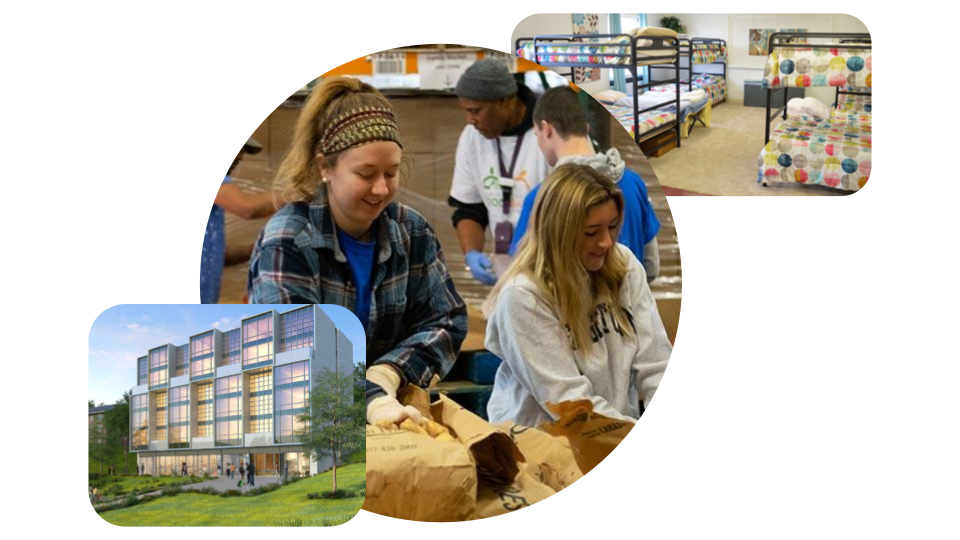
[485, 163, 671, 427]
[248, 77, 467, 426]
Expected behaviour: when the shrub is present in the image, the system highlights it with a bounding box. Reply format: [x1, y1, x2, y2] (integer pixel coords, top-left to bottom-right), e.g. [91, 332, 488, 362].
[308, 489, 357, 500]
[161, 486, 182, 497]
[220, 489, 242, 498]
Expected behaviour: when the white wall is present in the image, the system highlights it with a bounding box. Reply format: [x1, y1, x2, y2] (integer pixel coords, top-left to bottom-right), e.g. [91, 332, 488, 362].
[648, 13, 870, 103]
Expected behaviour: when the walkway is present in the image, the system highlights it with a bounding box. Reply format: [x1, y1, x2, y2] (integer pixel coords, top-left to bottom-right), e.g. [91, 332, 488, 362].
[93, 473, 287, 510]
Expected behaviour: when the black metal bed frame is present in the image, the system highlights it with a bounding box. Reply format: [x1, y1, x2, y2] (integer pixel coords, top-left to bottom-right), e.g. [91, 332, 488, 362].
[515, 33, 681, 153]
[681, 38, 728, 91]
[619, 38, 727, 93]
[763, 32, 872, 143]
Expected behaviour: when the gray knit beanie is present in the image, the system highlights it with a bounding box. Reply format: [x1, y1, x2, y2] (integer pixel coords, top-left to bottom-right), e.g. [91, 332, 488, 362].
[454, 59, 518, 101]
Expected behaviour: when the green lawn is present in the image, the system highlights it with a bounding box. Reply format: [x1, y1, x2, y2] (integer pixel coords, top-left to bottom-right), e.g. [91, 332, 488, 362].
[97, 463, 365, 527]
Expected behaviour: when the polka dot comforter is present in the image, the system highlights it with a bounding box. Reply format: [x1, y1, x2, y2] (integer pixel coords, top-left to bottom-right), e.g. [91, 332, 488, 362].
[758, 111, 871, 191]
[758, 44, 872, 191]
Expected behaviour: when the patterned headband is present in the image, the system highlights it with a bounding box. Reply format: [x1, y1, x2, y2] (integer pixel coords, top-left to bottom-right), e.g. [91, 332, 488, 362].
[318, 106, 402, 156]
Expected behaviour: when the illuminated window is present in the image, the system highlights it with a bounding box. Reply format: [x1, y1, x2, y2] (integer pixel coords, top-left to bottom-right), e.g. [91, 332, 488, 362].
[216, 375, 241, 446]
[131, 394, 148, 450]
[275, 361, 310, 443]
[196, 381, 213, 437]
[168, 386, 189, 448]
[248, 369, 273, 434]
[242, 314, 273, 369]
[153, 391, 167, 442]
[149, 347, 168, 389]
[190, 332, 215, 380]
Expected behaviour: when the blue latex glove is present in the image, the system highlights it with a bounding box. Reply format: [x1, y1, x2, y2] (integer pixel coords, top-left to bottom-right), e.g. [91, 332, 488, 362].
[465, 250, 497, 286]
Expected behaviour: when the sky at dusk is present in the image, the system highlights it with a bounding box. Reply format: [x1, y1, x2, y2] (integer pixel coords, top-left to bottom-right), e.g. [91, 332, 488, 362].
[88, 304, 365, 406]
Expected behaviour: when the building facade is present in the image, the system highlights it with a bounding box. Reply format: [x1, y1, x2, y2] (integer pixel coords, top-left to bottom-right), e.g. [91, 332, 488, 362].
[89, 404, 117, 441]
[130, 305, 353, 477]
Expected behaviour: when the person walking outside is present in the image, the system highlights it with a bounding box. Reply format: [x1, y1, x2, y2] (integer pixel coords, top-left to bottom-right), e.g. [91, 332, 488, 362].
[284, 461, 288, 482]
[248, 460, 256, 487]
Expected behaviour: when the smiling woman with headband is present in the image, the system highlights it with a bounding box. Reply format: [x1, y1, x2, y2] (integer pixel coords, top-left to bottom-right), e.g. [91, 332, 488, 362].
[248, 76, 467, 426]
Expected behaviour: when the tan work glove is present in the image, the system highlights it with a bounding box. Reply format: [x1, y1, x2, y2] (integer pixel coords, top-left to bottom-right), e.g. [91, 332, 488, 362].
[366, 364, 424, 425]
[367, 395, 425, 426]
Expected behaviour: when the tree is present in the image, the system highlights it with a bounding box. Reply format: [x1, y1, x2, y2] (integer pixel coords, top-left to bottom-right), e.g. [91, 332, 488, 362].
[353, 363, 366, 429]
[88, 399, 96, 409]
[296, 366, 364, 492]
[89, 422, 109, 481]
[105, 402, 131, 475]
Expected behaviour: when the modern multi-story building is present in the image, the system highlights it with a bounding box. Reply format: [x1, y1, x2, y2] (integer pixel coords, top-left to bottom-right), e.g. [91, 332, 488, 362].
[130, 305, 353, 477]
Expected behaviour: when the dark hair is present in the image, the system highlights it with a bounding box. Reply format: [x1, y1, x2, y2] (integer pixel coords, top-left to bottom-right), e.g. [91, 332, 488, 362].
[532, 86, 588, 139]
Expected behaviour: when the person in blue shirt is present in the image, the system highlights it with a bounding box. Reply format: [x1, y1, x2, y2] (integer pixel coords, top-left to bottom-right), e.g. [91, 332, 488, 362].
[510, 86, 660, 281]
[200, 138, 282, 303]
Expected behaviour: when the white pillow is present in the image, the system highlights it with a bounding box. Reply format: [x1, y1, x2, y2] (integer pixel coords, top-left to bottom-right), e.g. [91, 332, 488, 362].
[593, 90, 627, 104]
[802, 97, 831, 119]
[787, 97, 831, 119]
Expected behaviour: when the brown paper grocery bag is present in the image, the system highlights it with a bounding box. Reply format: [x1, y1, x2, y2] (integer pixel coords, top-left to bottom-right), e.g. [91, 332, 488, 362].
[431, 394, 524, 485]
[539, 400, 634, 474]
[474, 463, 558, 519]
[363, 424, 477, 522]
[497, 421, 584, 491]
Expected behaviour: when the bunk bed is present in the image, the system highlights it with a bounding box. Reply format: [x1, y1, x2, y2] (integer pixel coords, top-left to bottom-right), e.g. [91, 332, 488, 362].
[515, 29, 681, 154]
[757, 32, 872, 192]
[648, 38, 728, 106]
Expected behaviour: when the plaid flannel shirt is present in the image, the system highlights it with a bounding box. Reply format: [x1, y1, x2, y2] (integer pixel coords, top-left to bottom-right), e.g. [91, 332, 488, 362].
[249, 185, 467, 389]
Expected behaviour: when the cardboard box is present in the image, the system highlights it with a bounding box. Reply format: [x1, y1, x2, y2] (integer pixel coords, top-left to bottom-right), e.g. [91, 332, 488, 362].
[640, 130, 677, 158]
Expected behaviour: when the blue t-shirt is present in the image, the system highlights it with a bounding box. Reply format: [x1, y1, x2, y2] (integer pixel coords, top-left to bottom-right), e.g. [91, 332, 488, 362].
[509, 168, 660, 261]
[336, 228, 377, 331]
[200, 176, 229, 303]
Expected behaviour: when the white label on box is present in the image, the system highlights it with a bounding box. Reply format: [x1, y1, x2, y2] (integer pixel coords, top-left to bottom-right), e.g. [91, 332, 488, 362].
[418, 52, 478, 91]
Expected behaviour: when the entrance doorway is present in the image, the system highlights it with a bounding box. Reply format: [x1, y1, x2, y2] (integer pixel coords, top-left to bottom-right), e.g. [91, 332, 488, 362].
[253, 453, 281, 476]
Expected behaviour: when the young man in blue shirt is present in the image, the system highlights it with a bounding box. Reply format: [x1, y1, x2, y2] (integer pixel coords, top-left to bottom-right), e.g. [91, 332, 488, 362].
[511, 86, 661, 281]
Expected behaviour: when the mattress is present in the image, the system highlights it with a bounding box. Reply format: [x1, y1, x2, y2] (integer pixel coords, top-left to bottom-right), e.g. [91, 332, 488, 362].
[517, 42, 677, 65]
[758, 113, 872, 191]
[651, 74, 727, 105]
[688, 43, 727, 64]
[602, 104, 677, 140]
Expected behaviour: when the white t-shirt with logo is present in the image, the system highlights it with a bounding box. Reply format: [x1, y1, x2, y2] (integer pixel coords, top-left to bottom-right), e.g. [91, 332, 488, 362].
[449, 124, 550, 235]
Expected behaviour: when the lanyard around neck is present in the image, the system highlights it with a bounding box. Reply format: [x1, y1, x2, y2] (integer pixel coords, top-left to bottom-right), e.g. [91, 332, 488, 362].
[495, 135, 524, 214]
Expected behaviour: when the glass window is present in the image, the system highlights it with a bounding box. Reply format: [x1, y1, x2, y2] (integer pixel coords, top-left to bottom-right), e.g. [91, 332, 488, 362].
[190, 332, 215, 380]
[195, 381, 213, 437]
[174, 345, 189, 378]
[153, 391, 167, 442]
[149, 347, 168, 389]
[215, 375, 241, 446]
[275, 360, 309, 443]
[221, 328, 241, 366]
[138, 356, 148, 386]
[242, 314, 274, 369]
[248, 369, 273, 434]
[168, 386, 190, 448]
[131, 394, 148, 450]
[280, 307, 314, 352]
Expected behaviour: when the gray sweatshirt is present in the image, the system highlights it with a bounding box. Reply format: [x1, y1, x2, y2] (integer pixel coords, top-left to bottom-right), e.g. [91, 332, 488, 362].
[485, 246, 672, 426]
